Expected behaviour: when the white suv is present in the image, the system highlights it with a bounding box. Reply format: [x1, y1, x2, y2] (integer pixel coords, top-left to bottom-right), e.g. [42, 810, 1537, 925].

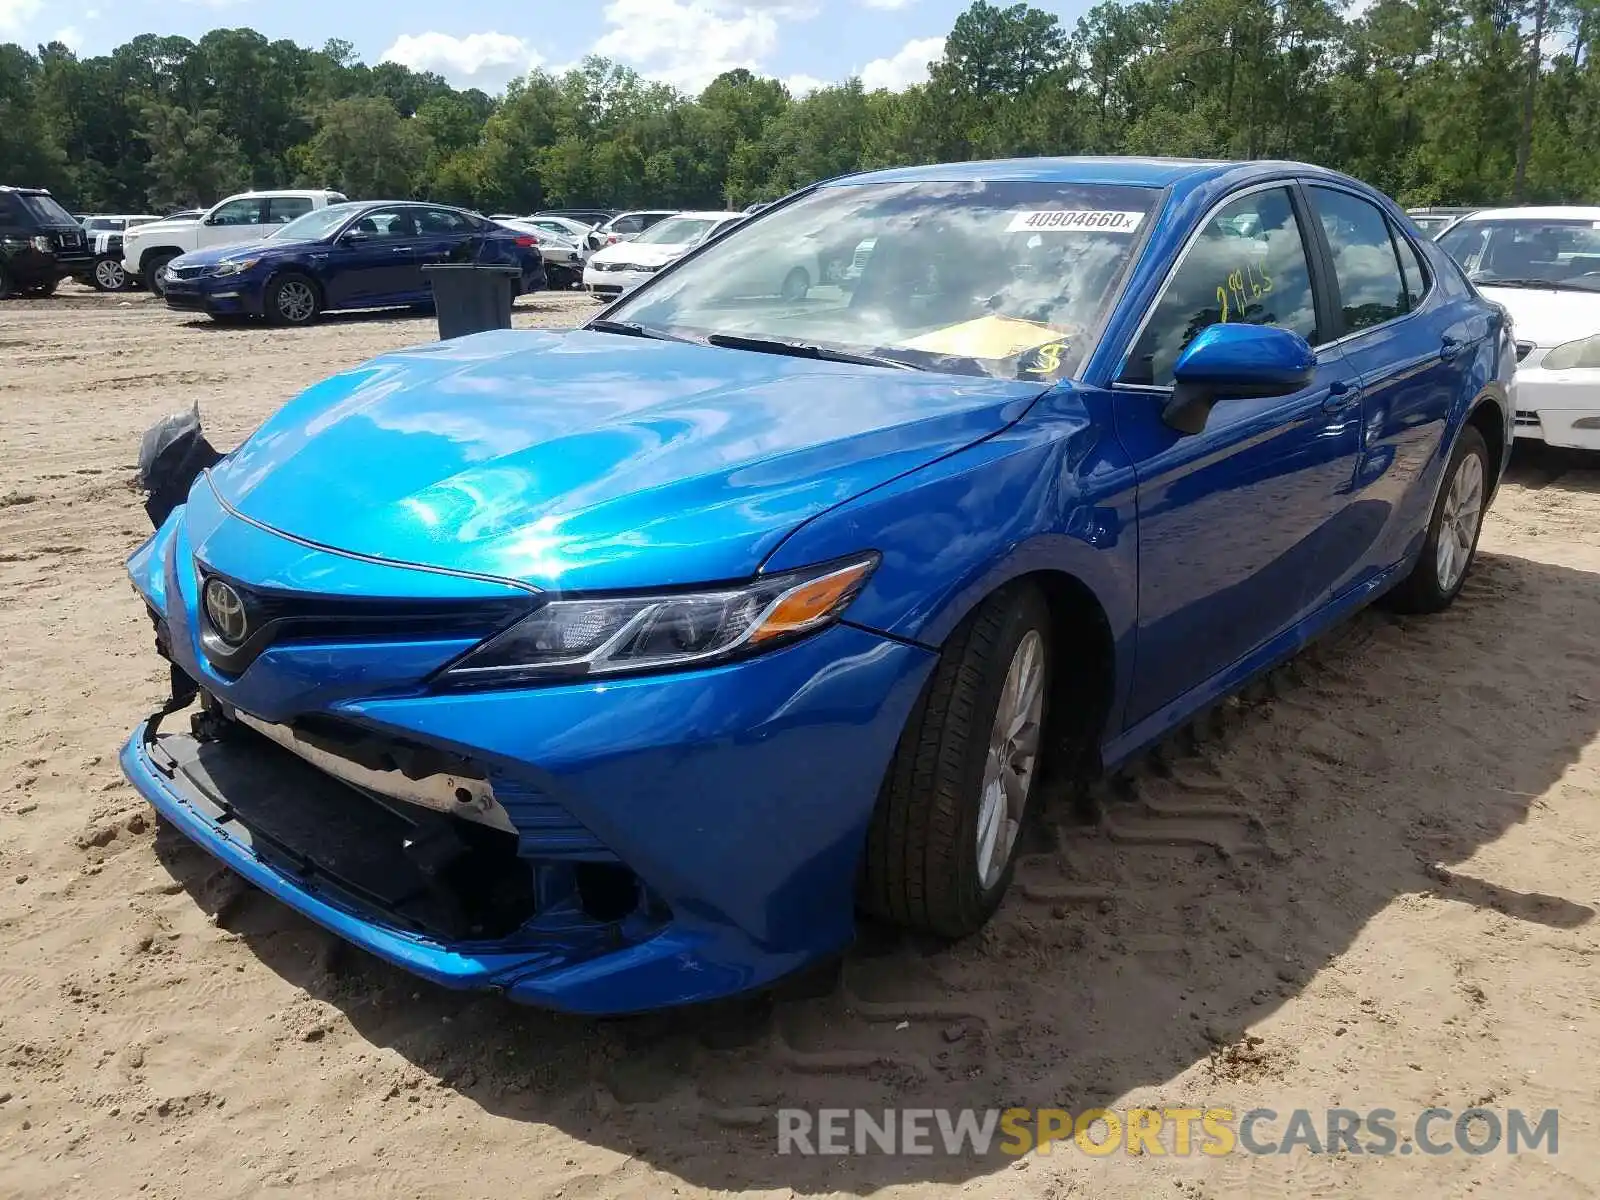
[122, 189, 347, 295]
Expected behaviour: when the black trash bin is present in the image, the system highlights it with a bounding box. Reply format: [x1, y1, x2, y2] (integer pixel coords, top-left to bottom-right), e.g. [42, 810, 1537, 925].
[421, 263, 522, 340]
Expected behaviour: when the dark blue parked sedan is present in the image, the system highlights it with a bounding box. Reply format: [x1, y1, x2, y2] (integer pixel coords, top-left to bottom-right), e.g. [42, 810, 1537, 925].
[121, 157, 1514, 1014]
[161, 201, 546, 325]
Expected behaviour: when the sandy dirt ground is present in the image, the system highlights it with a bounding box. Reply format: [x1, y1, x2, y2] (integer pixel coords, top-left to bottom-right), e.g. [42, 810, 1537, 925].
[3, 285, 1600, 1200]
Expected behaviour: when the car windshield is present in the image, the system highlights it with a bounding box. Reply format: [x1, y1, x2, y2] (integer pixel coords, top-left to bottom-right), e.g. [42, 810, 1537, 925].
[633, 217, 725, 246]
[267, 204, 358, 242]
[20, 193, 75, 225]
[1437, 217, 1600, 291]
[607, 180, 1160, 380]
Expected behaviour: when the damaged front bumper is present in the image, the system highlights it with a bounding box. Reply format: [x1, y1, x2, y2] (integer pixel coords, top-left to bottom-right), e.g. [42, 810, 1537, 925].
[119, 481, 935, 1014]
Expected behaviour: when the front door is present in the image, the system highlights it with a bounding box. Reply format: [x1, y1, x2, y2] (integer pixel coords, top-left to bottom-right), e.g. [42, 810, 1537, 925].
[322, 208, 420, 308]
[198, 196, 267, 251]
[1112, 182, 1365, 728]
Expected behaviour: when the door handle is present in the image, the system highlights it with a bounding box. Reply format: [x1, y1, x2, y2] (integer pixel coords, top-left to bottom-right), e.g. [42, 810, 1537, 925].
[1440, 335, 1462, 361]
[1322, 379, 1361, 413]
[391, 246, 411, 254]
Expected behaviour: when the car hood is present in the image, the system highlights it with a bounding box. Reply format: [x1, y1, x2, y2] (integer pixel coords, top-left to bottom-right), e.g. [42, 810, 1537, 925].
[205, 327, 1047, 591]
[1477, 284, 1600, 347]
[172, 239, 312, 268]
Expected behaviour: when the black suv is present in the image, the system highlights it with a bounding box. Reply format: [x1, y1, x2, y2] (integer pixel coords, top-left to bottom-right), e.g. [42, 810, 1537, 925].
[0, 186, 93, 298]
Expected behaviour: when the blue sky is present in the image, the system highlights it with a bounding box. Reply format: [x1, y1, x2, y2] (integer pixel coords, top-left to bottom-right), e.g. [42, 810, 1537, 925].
[0, 0, 1095, 97]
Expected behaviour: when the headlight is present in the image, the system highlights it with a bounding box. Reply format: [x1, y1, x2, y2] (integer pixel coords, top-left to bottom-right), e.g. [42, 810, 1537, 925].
[212, 258, 259, 277]
[1540, 332, 1600, 370]
[438, 553, 879, 686]
[30, 236, 50, 252]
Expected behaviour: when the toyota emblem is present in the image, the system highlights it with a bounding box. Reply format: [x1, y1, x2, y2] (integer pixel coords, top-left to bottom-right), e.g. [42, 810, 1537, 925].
[203, 577, 249, 644]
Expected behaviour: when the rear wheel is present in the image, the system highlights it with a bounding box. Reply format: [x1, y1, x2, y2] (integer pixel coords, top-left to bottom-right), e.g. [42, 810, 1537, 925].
[144, 253, 177, 297]
[264, 272, 320, 326]
[1383, 425, 1489, 614]
[91, 255, 128, 292]
[860, 583, 1052, 937]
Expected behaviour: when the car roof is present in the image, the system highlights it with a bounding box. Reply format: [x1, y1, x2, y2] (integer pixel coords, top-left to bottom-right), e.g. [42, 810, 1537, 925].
[667, 211, 743, 220]
[829, 156, 1240, 188]
[1451, 205, 1600, 222]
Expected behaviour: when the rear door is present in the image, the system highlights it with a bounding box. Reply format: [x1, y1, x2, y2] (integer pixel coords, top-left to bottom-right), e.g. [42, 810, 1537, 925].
[412, 208, 482, 301]
[1303, 184, 1488, 598]
[1112, 182, 1364, 726]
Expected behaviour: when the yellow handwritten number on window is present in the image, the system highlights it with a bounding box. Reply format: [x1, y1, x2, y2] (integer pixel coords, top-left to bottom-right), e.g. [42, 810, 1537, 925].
[1025, 342, 1065, 375]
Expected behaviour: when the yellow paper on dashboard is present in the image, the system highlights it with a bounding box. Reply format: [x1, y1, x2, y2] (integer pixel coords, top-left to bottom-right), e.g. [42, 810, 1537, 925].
[895, 314, 1069, 360]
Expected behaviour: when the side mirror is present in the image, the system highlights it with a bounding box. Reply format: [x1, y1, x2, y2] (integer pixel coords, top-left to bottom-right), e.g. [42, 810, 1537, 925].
[1163, 323, 1316, 435]
[341, 230, 370, 244]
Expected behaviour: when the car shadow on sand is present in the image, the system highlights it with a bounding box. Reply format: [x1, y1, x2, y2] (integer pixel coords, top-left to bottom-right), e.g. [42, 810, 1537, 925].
[152, 540, 1600, 1193]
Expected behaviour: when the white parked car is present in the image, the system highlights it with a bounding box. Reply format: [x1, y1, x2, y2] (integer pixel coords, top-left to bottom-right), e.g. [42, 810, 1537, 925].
[496, 218, 587, 288]
[583, 211, 743, 300]
[520, 215, 599, 244]
[121, 189, 347, 295]
[584, 209, 680, 252]
[1437, 207, 1600, 451]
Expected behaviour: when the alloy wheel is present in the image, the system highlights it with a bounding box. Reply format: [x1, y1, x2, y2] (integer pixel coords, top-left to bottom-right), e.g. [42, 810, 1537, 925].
[276, 280, 316, 323]
[1435, 449, 1485, 593]
[94, 259, 125, 290]
[975, 629, 1045, 890]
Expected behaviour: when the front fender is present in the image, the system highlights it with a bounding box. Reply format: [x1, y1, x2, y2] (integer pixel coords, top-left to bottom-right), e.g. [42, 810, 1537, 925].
[760, 385, 1139, 716]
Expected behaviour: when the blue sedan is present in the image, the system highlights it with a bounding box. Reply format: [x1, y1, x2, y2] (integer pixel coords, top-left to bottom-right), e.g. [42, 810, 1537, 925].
[120, 158, 1514, 1014]
[160, 201, 546, 325]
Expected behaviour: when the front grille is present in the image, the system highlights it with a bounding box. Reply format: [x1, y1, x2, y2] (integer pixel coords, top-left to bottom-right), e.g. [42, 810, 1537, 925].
[54, 229, 82, 250]
[193, 566, 535, 675]
[170, 264, 206, 280]
[1515, 340, 1535, 362]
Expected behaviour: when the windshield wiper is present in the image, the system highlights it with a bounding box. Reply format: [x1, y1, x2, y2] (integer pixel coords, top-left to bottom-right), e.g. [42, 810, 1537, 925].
[704, 332, 923, 370]
[586, 319, 698, 343]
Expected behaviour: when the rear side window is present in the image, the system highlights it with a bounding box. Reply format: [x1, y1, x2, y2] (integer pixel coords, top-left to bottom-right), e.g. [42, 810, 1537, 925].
[1122, 186, 1320, 387]
[1309, 186, 1407, 334]
[1392, 225, 1429, 310]
[417, 208, 476, 234]
[266, 197, 313, 224]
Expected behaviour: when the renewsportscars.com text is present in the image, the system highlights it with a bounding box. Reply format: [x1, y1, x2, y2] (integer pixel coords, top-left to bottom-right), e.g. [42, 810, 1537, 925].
[776, 1106, 1559, 1157]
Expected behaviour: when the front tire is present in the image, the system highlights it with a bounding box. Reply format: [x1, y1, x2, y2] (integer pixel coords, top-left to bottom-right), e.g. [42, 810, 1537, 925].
[264, 272, 320, 326]
[25, 275, 58, 297]
[143, 253, 177, 297]
[780, 267, 810, 302]
[1383, 425, 1490, 614]
[91, 256, 128, 292]
[860, 583, 1052, 937]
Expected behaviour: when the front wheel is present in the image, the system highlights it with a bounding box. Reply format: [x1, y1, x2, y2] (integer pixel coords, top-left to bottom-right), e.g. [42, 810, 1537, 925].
[25, 275, 59, 297]
[91, 256, 128, 292]
[144, 253, 176, 297]
[779, 267, 810, 302]
[1383, 425, 1490, 614]
[859, 583, 1052, 937]
[264, 272, 320, 326]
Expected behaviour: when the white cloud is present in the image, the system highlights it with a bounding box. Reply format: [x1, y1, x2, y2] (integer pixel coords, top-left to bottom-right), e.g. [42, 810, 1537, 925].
[50, 24, 81, 48]
[175, 0, 249, 9]
[783, 73, 829, 96]
[594, 0, 782, 93]
[859, 35, 942, 91]
[862, 0, 916, 8]
[0, 0, 41, 35]
[380, 31, 541, 90]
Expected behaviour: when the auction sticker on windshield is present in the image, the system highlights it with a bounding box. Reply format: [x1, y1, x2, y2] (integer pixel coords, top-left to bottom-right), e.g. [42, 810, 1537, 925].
[1006, 210, 1145, 234]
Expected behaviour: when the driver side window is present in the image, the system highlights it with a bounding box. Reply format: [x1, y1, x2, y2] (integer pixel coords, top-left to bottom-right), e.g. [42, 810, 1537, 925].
[1121, 187, 1320, 387]
[209, 198, 264, 226]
